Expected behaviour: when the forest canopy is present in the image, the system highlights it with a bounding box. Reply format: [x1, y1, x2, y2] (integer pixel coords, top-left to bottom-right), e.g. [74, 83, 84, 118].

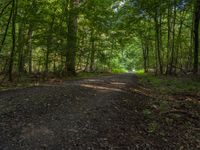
[0, 0, 199, 81]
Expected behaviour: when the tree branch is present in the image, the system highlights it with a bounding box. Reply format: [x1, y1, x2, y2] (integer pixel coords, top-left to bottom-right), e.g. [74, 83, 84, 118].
[0, 1, 12, 17]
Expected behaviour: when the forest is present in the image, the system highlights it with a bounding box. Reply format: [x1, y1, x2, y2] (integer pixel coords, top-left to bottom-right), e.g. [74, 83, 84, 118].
[0, 0, 199, 82]
[0, 0, 200, 149]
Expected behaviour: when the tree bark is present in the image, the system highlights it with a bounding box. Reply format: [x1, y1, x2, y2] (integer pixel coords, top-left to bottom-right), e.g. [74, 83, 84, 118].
[142, 39, 149, 73]
[18, 22, 25, 75]
[0, 2, 13, 54]
[154, 10, 163, 74]
[66, 0, 78, 76]
[193, 0, 200, 74]
[28, 24, 33, 74]
[169, 1, 176, 74]
[8, 0, 17, 81]
[45, 16, 55, 74]
[90, 29, 95, 72]
[166, 2, 172, 74]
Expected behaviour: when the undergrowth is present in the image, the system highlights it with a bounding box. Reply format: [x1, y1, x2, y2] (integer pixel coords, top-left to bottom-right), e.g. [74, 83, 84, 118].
[136, 71, 200, 94]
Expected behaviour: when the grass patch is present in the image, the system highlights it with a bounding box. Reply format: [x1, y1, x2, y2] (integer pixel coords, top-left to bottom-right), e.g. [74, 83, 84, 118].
[135, 72, 200, 144]
[134, 69, 145, 75]
[0, 82, 40, 92]
[112, 68, 127, 74]
[136, 73, 200, 94]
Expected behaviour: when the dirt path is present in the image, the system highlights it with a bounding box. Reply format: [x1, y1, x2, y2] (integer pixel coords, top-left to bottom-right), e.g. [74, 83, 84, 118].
[0, 74, 199, 149]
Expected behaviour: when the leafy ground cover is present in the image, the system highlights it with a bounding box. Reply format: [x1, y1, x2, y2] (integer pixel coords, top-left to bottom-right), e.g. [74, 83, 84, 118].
[134, 71, 200, 148]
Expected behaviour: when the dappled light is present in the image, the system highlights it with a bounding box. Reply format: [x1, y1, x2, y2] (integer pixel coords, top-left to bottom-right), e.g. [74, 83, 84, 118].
[80, 83, 124, 92]
[0, 0, 200, 149]
[85, 79, 102, 82]
[110, 82, 126, 85]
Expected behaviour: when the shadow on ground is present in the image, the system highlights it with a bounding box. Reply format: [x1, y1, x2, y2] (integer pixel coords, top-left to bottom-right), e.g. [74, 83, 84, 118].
[0, 74, 199, 149]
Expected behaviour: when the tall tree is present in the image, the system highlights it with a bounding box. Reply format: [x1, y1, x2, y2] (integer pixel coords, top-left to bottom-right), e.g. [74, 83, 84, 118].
[193, 0, 200, 74]
[66, 0, 78, 76]
[154, 5, 163, 74]
[8, 0, 17, 81]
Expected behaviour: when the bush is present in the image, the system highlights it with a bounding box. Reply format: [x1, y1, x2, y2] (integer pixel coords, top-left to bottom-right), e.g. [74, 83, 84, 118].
[112, 68, 127, 74]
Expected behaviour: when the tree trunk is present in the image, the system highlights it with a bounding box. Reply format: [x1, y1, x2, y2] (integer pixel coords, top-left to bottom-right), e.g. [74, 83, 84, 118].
[66, 0, 78, 76]
[90, 29, 95, 72]
[154, 10, 163, 74]
[18, 22, 25, 75]
[169, 1, 176, 74]
[45, 16, 55, 74]
[174, 11, 184, 70]
[28, 24, 33, 74]
[193, 0, 200, 74]
[187, 13, 195, 71]
[84, 51, 90, 72]
[0, 2, 13, 54]
[142, 39, 149, 73]
[166, 3, 172, 74]
[8, 0, 17, 82]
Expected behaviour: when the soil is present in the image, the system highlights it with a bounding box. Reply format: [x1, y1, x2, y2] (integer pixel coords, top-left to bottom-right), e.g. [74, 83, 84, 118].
[0, 74, 199, 149]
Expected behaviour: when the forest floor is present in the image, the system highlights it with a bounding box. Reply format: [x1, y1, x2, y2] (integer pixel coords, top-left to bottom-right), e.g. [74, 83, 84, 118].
[0, 73, 199, 149]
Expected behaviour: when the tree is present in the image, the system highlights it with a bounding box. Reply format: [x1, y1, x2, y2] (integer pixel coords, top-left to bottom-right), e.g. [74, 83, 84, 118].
[193, 0, 200, 74]
[66, 0, 78, 76]
[0, 0, 198, 82]
[8, 0, 17, 81]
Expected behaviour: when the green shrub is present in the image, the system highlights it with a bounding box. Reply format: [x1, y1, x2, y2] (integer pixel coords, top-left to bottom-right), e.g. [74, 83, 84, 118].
[112, 68, 127, 74]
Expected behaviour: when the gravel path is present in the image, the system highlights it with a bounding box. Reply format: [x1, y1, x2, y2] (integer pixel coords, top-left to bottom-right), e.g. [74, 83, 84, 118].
[0, 74, 140, 149]
[0, 74, 199, 149]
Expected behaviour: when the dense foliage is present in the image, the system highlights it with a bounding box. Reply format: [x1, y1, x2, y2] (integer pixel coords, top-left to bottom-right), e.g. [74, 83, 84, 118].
[0, 0, 199, 81]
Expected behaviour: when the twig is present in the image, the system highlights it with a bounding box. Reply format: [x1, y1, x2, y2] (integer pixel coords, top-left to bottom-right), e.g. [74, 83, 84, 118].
[0, 1, 12, 17]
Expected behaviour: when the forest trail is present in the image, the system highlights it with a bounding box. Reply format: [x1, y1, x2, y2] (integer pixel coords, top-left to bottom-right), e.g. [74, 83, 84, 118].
[0, 74, 198, 149]
[0, 73, 143, 149]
